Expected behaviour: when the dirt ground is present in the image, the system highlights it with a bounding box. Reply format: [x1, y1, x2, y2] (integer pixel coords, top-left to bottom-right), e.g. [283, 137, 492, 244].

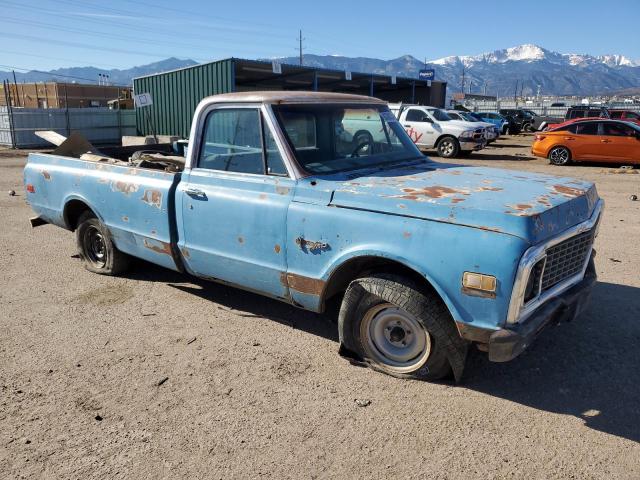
[1, 136, 639, 479]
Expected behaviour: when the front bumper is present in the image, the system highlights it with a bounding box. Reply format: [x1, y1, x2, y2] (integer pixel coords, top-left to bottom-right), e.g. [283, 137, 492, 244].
[488, 254, 597, 362]
[460, 138, 486, 151]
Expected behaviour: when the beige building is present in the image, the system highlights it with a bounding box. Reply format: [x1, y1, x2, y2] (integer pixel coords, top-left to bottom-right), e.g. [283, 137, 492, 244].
[0, 82, 132, 109]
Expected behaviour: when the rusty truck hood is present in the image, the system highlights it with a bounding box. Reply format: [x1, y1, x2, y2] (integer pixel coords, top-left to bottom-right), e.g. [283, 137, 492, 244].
[324, 162, 599, 244]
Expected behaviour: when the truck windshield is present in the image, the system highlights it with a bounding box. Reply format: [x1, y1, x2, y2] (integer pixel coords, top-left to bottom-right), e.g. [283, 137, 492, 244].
[273, 104, 423, 174]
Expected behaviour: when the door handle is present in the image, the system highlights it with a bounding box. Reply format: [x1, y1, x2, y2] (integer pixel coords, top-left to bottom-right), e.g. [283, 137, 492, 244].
[601, 139, 611, 143]
[404, 124, 412, 128]
[563, 137, 575, 140]
[185, 188, 206, 198]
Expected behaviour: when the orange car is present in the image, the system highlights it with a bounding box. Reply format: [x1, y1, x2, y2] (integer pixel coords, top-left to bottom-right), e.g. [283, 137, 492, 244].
[532, 119, 640, 165]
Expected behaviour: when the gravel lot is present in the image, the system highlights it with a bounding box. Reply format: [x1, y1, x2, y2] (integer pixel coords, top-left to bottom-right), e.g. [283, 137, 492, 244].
[1, 136, 639, 479]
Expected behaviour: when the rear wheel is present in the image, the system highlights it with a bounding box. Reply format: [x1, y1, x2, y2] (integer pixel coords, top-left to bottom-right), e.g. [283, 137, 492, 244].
[436, 136, 460, 158]
[76, 211, 130, 275]
[548, 146, 572, 166]
[338, 274, 467, 381]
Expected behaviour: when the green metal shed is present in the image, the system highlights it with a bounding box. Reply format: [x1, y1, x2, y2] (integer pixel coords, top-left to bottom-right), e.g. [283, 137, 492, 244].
[133, 58, 447, 138]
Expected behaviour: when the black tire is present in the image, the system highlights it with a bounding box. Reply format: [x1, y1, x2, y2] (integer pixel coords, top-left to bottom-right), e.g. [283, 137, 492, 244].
[338, 274, 468, 382]
[548, 146, 572, 166]
[523, 123, 533, 132]
[76, 211, 130, 275]
[436, 136, 460, 158]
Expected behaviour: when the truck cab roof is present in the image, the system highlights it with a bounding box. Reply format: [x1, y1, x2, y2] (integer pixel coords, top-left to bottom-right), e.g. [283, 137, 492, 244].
[201, 91, 386, 105]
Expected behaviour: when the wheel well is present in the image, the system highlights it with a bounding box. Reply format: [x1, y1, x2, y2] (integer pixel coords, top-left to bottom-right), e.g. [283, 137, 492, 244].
[323, 256, 440, 307]
[435, 134, 457, 146]
[63, 200, 94, 231]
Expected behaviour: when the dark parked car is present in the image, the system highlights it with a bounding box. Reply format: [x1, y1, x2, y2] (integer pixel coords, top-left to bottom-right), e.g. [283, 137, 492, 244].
[499, 109, 535, 131]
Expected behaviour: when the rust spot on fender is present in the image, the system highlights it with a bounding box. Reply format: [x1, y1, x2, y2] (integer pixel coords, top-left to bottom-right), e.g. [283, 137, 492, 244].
[259, 193, 268, 200]
[237, 236, 244, 244]
[42, 170, 51, 181]
[122, 216, 129, 222]
[181, 247, 190, 259]
[274, 244, 281, 254]
[275, 186, 290, 195]
[512, 203, 533, 211]
[552, 184, 585, 198]
[403, 231, 412, 238]
[477, 225, 503, 233]
[112, 181, 139, 195]
[451, 198, 465, 204]
[282, 272, 325, 296]
[141, 189, 162, 208]
[143, 239, 172, 256]
[479, 186, 503, 192]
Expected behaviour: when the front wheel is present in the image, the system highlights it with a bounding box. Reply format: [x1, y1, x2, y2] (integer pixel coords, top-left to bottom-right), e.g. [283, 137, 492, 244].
[338, 274, 467, 381]
[76, 211, 130, 275]
[548, 146, 572, 166]
[436, 137, 460, 158]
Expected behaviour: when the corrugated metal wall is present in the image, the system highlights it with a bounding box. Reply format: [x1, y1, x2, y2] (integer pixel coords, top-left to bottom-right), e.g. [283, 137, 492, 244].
[133, 59, 234, 138]
[0, 107, 136, 148]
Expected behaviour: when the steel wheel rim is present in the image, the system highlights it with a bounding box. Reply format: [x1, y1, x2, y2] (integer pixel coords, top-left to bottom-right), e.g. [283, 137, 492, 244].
[361, 303, 431, 373]
[84, 225, 107, 268]
[440, 140, 454, 156]
[550, 148, 568, 164]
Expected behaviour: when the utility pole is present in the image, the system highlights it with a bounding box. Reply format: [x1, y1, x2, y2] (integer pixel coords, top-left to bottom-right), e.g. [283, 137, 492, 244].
[514, 80, 519, 105]
[298, 29, 305, 66]
[460, 65, 465, 94]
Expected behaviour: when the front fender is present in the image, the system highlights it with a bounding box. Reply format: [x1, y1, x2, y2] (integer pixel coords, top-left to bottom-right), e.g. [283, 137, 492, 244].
[286, 200, 529, 329]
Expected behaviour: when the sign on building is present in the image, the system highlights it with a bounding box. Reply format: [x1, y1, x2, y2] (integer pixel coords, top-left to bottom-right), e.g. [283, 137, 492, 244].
[133, 93, 153, 108]
[418, 69, 435, 81]
[272, 61, 282, 74]
[345, 71, 352, 81]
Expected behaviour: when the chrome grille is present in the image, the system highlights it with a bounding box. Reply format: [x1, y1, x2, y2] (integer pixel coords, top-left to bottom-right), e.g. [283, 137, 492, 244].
[541, 229, 594, 291]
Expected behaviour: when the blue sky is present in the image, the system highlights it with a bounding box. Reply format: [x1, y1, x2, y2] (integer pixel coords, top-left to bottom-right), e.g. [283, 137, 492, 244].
[1, 0, 639, 72]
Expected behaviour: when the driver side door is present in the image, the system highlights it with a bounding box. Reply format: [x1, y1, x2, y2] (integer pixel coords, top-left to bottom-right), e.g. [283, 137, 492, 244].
[402, 108, 438, 148]
[177, 105, 293, 300]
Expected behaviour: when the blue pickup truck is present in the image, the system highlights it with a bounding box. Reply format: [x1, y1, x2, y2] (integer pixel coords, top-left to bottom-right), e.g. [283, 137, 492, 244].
[24, 92, 602, 381]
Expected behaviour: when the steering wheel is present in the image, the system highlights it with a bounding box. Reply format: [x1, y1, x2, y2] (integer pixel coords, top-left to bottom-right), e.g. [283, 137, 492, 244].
[350, 140, 372, 158]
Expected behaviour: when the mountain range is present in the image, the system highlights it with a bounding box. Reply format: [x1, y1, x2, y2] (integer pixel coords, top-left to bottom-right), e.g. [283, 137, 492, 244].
[1, 45, 639, 96]
[275, 45, 640, 96]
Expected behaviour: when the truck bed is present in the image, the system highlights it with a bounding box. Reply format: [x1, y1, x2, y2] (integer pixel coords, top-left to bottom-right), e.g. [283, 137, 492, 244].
[24, 152, 182, 271]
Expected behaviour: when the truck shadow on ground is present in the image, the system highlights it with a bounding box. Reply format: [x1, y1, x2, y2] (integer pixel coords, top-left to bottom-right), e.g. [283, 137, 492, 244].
[124, 263, 639, 443]
[462, 281, 640, 444]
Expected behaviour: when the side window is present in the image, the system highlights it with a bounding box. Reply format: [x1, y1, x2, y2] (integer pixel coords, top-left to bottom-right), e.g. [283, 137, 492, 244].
[405, 109, 425, 122]
[198, 109, 264, 174]
[610, 111, 622, 119]
[602, 123, 635, 137]
[575, 122, 599, 135]
[263, 124, 288, 175]
[449, 112, 461, 120]
[565, 124, 578, 134]
[626, 112, 639, 120]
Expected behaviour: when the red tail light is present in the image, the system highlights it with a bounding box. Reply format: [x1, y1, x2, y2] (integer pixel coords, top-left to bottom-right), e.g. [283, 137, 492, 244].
[26, 184, 35, 193]
[534, 134, 546, 142]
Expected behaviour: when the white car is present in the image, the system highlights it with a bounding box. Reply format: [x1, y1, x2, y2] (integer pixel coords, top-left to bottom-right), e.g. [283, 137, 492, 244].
[446, 110, 499, 143]
[389, 104, 486, 158]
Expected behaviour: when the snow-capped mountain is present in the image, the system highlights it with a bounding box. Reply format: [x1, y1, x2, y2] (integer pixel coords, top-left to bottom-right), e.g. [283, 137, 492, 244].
[274, 44, 640, 96]
[428, 44, 639, 68]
